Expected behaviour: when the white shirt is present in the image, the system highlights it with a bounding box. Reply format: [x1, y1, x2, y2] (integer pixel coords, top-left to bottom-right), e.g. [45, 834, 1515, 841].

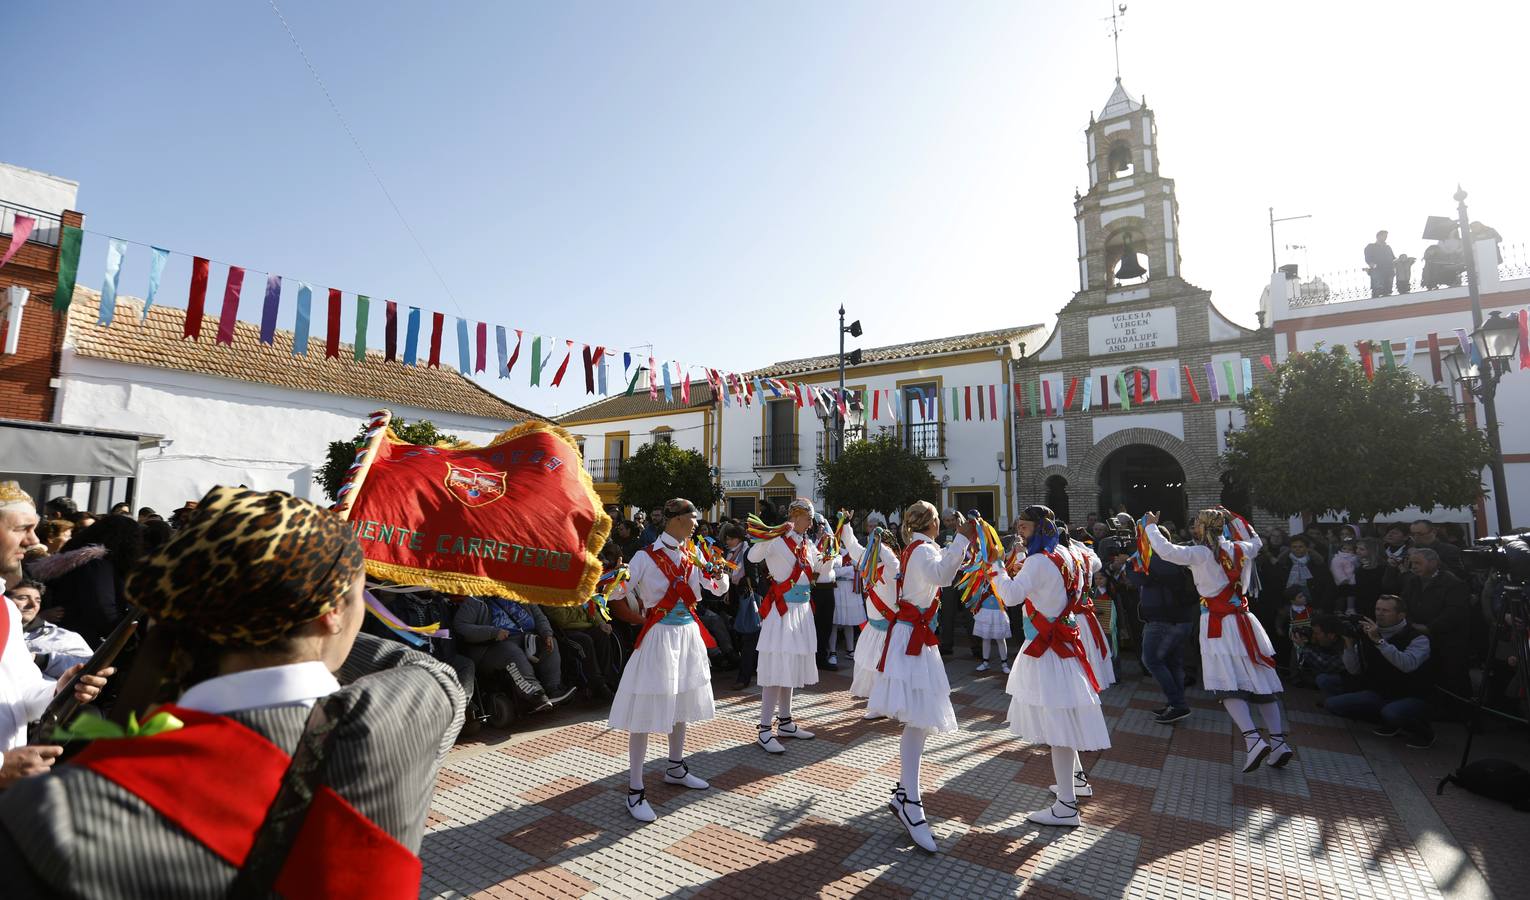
[898, 532, 971, 611]
[23, 621, 94, 679]
[747, 529, 833, 587]
[624, 534, 728, 613]
[839, 525, 899, 622]
[177, 661, 341, 716]
[1144, 524, 1261, 599]
[991, 543, 1075, 620]
[1, 589, 57, 750]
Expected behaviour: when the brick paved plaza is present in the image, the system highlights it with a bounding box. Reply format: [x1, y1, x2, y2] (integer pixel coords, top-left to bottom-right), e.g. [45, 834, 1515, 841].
[420, 663, 1527, 899]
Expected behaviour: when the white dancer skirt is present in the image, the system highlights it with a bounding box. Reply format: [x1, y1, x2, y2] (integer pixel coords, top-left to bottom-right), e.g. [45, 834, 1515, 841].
[608, 621, 716, 735]
[972, 606, 1011, 640]
[1199, 608, 1284, 695]
[1078, 611, 1115, 690]
[865, 621, 958, 733]
[757, 600, 819, 688]
[850, 623, 888, 698]
[1004, 640, 1111, 751]
[833, 588, 868, 627]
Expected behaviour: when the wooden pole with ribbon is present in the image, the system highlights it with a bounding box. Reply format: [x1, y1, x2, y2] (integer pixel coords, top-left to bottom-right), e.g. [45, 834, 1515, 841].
[331, 408, 392, 521]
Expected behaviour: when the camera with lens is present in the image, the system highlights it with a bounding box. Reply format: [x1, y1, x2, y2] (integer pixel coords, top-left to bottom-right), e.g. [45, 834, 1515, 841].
[1459, 531, 1530, 584]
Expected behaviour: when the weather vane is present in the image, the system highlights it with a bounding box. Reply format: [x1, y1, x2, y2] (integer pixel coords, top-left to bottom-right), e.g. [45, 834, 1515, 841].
[1106, 3, 1128, 81]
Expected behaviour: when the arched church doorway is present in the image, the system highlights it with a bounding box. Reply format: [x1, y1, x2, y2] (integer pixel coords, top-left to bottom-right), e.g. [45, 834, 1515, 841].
[1045, 475, 1070, 523]
[1097, 445, 1186, 525]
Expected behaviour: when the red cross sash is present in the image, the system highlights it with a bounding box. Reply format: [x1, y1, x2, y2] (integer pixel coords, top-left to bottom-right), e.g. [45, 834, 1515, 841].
[1202, 578, 1275, 669]
[759, 534, 811, 620]
[1021, 599, 1100, 693]
[877, 541, 939, 672]
[636, 547, 717, 651]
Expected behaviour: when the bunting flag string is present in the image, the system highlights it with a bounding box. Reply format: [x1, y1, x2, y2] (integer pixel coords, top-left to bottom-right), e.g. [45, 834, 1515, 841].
[506, 328, 523, 377]
[551, 340, 574, 387]
[404, 306, 421, 366]
[1379, 339, 1396, 370]
[1261, 354, 1275, 372]
[1042, 380, 1054, 417]
[261, 274, 283, 345]
[1520, 310, 1530, 370]
[52, 225, 83, 312]
[183, 256, 210, 339]
[294, 284, 314, 356]
[680, 365, 691, 404]
[1182, 365, 1201, 403]
[1063, 377, 1079, 411]
[1427, 332, 1442, 382]
[1403, 336, 1417, 368]
[598, 349, 610, 394]
[1132, 369, 1143, 406]
[353, 296, 370, 362]
[384, 300, 398, 361]
[1204, 362, 1219, 401]
[1099, 374, 1111, 411]
[326, 288, 343, 359]
[582, 345, 605, 394]
[456, 318, 472, 374]
[427, 311, 444, 368]
[648, 357, 659, 401]
[475, 321, 488, 374]
[1223, 359, 1240, 398]
[529, 337, 545, 385]
[98, 238, 126, 326]
[1080, 375, 1093, 411]
[496, 325, 509, 378]
[1149, 368, 1160, 402]
[1356, 340, 1375, 381]
[217, 266, 244, 346]
[1116, 372, 1130, 411]
[0, 214, 34, 269]
[1242, 358, 1254, 396]
[143, 246, 169, 321]
[989, 385, 998, 419]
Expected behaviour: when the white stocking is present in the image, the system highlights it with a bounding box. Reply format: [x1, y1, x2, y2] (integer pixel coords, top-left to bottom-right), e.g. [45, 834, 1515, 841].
[758, 687, 779, 729]
[1071, 748, 1084, 778]
[1223, 698, 1260, 749]
[828, 628, 840, 654]
[983, 640, 994, 661]
[628, 733, 648, 790]
[843, 626, 857, 654]
[668, 722, 687, 761]
[1255, 701, 1284, 735]
[776, 687, 794, 721]
[996, 638, 1008, 661]
[1051, 746, 1078, 804]
[900, 727, 927, 802]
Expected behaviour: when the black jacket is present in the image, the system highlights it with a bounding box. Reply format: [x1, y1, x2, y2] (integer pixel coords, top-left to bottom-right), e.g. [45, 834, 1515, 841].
[1126, 555, 1195, 625]
[1357, 623, 1432, 699]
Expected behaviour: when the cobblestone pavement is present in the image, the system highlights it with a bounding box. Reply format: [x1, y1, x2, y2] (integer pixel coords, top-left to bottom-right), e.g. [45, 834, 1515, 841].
[420, 661, 1527, 899]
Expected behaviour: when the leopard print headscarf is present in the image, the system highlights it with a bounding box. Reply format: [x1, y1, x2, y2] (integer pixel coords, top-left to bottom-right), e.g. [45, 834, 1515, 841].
[126, 486, 364, 647]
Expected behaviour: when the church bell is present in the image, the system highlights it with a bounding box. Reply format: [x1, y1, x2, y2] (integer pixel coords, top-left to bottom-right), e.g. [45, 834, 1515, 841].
[1114, 237, 1147, 280]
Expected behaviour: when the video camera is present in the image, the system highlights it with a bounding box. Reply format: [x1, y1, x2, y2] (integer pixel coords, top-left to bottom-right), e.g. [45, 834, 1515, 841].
[1096, 512, 1138, 559]
[1460, 531, 1530, 583]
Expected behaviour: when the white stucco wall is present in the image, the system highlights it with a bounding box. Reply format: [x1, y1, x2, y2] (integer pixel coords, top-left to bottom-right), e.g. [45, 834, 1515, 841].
[54, 352, 530, 515]
[561, 409, 711, 470]
[0, 162, 78, 214]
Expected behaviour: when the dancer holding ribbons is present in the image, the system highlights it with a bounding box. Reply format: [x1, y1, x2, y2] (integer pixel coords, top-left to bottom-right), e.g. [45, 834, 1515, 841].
[988, 505, 1110, 828]
[609, 498, 730, 823]
[1141, 507, 1291, 772]
[746, 499, 834, 753]
[837, 517, 900, 717]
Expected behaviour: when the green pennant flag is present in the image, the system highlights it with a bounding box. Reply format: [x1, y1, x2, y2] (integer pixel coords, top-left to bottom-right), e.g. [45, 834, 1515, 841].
[52, 225, 84, 311]
[1026, 381, 1039, 417]
[624, 368, 642, 396]
[1117, 373, 1130, 411]
[530, 336, 543, 386]
[1380, 338, 1397, 369]
[353, 295, 370, 362]
[1223, 360, 1239, 400]
[950, 387, 959, 421]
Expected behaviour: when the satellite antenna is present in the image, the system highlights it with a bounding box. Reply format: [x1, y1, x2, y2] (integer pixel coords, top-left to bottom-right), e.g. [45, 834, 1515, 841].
[1106, 3, 1128, 80]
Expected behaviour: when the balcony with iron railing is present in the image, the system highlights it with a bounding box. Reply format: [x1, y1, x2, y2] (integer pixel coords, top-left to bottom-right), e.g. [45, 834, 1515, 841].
[814, 425, 865, 464]
[586, 458, 623, 483]
[753, 433, 800, 469]
[1285, 241, 1529, 310]
[900, 421, 946, 460]
[0, 200, 64, 248]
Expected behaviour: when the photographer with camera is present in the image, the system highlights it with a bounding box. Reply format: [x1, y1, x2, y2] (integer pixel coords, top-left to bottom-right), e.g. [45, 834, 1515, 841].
[1383, 546, 1473, 699]
[1291, 613, 1349, 688]
[1317, 595, 1435, 748]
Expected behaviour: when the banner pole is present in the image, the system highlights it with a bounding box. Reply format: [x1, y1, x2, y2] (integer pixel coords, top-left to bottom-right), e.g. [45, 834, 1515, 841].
[331, 409, 392, 521]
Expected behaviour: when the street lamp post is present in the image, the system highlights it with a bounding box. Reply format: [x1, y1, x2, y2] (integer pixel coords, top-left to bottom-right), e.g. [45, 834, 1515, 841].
[836, 306, 862, 459]
[1440, 187, 1519, 532]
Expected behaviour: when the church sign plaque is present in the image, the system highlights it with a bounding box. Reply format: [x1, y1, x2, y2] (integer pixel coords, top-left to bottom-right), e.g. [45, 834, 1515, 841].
[1087, 306, 1177, 355]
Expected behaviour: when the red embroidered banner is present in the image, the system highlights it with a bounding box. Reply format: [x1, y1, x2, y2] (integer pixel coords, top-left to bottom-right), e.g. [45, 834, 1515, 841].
[341, 420, 611, 603]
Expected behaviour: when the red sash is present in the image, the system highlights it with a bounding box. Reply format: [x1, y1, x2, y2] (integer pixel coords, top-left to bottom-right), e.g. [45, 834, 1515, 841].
[1073, 595, 1109, 658]
[877, 541, 939, 672]
[1021, 600, 1100, 692]
[864, 584, 896, 627]
[71, 706, 420, 899]
[636, 547, 717, 651]
[760, 534, 811, 620]
[1203, 580, 1276, 669]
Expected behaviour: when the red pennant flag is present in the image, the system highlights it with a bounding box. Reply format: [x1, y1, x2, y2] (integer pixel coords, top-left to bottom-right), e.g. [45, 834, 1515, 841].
[680, 365, 691, 404]
[872, 389, 881, 421]
[583, 345, 606, 394]
[506, 329, 523, 374]
[1042, 380, 1054, 417]
[648, 358, 659, 401]
[1149, 368, 1160, 402]
[384, 301, 398, 361]
[989, 384, 998, 418]
[325, 288, 343, 359]
[216, 266, 244, 346]
[1261, 354, 1275, 372]
[475, 322, 488, 373]
[427, 311, 444, 367]
[1357, 340, 1375, 381]
[963, 386, 972, 420]
[551, 340, 574, 387]
[1099, 374, 1111, 410]
[183, 256, 210, 339]
[1063, 377, 1079, 410]
[1519, 309, 1530, 371]
[1427, 332, 1442, 383]
[1133, 369, 1143, 405]
[977, 385, 986, 420]
[1014, 382, 1025, 417]
[1182, 365, 1202, 403]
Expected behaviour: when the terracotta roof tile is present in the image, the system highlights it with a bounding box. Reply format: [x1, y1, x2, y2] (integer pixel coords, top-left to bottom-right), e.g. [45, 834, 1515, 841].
[64, 288, 541, 423]
[744, 324, 1047, 378]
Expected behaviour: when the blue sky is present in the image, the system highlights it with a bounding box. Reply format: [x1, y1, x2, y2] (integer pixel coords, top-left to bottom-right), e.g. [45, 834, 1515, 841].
[7, 1, 1529, 415]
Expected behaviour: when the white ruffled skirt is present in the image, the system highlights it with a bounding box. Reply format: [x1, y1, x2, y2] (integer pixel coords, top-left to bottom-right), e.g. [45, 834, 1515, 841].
[833, 587, 868, 627]
[850, 622, 889, 698]
[865, 621, 958, 732]
[1005, 638, 1111, 751]
[1078, 611, 1115, 690]
[972, 606, 1011, 640]
[757, 600, 819, 688]
[608, 621, 715, 734]
[1200, 608, 1284, 695]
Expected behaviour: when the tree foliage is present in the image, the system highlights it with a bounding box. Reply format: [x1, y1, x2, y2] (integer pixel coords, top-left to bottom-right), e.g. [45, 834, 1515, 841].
[1222, 346, 1492, 522]
[815, 433, 942, 518]
[617, 441, 720, 513]
[317, 418, 459, 502]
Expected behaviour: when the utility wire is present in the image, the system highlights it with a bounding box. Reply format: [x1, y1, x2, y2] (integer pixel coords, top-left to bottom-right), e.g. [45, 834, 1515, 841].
[267, 0, 464, 315]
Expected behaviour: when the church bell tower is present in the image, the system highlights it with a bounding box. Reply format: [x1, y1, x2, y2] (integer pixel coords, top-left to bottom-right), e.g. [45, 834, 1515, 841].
[1074, 79, 1183, 298]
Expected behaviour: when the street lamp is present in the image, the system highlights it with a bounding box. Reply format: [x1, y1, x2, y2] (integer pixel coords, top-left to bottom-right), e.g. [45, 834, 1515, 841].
[1434, 186, 1518, 532]
[836, 306, 863, 458]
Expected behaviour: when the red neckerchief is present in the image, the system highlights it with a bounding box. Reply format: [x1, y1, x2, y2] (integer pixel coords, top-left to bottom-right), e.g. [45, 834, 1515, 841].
[759, 533, 811, 620]
[637, 546, 717, 650]
[72, 706, 420, 899]
[878, 539, 939, 671]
